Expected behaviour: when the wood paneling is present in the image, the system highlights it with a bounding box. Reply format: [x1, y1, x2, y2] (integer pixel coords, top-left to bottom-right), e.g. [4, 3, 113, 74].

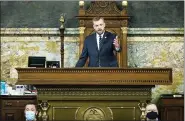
[0, 95, 37, 121]
[158, 95, 184, 121]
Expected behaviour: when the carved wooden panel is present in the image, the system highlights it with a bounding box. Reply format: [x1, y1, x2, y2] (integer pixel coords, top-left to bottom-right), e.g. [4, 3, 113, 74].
[158, 96, 184, 121]
[85, 1, 121, 16]
[0, 96, 37, 121]
[47, 101, 141, 121]
[4, 111, 16, 121]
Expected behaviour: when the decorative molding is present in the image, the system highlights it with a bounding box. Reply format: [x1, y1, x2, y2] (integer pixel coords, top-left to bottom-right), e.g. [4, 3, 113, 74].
[37, 89, 151, 96]
[128, 36, 184, 42]
[128, 28, 184, 35]
[1, 28, 183, 35]
[52, 107, 80, 120]
[16, 68, 172, 85]
[0, 28, 79, 35]
[16, 67, 171, 73]
[108, 107, 136, 120]
[64, 28, 80, 35]
[37, 87, 151, 91]
[1, 28, 60, 35]
[24, 79, 170, 85]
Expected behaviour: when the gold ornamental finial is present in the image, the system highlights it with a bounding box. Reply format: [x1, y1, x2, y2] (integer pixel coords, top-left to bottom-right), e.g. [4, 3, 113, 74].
[79, 1, 84, 7]
[59, 15, 65, 28]
[122, 1, 128, 15]
[122, 1, 128, 6]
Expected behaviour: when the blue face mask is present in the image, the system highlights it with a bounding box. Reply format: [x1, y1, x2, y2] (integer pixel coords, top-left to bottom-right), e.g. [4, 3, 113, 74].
[25, 111, 36, 121]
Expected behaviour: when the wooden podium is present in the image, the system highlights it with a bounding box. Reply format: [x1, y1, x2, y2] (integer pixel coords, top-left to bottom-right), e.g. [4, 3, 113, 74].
[16, 2, 173, 121]
[16, 68, 172, 121]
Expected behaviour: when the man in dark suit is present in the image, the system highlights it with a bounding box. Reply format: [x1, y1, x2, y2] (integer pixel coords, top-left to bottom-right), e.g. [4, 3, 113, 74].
[76, 17, 121, 67]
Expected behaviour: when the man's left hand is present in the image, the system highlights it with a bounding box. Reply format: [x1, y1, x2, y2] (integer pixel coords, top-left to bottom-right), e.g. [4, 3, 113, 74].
[113, 36, 120, 48]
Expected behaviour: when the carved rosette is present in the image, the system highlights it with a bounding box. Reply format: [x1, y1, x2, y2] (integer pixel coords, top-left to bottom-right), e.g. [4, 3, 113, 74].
[121, 20, 128, 27]
[80, 20, 85, 27]
[86, 1, 121, 16]
[83, 107, 105, 120]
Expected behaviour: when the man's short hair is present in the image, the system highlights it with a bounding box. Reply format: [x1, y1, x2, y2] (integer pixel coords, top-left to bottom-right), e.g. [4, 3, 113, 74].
[25, 103, 37, 110]
[145, 103, 158, 114]
[92, 17, 104, 22]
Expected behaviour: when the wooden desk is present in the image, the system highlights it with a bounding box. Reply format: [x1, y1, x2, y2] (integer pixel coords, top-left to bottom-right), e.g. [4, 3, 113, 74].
[0, 95, 37, 121]
[16, 68, 172, 121]
[158, 94, 184, 121]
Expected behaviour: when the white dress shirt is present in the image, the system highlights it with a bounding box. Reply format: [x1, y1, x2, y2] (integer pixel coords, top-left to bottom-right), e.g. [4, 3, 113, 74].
[96, 32, 120, 51]
[96, 33, 104, 50]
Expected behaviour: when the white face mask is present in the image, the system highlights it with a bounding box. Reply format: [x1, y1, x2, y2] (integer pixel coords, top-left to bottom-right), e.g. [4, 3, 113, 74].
[25, 111, 36, 121]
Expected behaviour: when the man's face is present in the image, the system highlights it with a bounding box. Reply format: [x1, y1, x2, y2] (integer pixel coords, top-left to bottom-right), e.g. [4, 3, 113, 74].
[25, 104, 37, 114]
[93, 19, 105, 35]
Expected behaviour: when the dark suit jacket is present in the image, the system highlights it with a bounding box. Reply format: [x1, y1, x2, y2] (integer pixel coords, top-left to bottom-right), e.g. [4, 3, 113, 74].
[76, 31, 121, 67]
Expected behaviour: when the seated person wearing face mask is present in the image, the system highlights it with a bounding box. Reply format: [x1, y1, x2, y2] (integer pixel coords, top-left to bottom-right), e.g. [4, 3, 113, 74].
[24, 104, 38, 121]
[145, 104, 159, 121]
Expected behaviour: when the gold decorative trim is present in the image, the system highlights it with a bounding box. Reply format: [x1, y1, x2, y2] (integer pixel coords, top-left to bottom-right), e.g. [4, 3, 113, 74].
[37, 87, 151, 91]
[108, 106, 136, 120]
[37, 87, 152, 97]
[121, 27, 128, 34]
[107, 107, 113, 120]
[39, 101, 50, 121]
[19, 79, 170, 85]
[59, 15, 65, 29]
[79, 27, 86, 34]
[52, 107, 80, 120]
[138, 102, 147, 121]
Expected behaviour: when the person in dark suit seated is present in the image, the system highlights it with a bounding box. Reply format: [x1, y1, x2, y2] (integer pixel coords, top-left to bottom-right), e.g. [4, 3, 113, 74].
[76, 17, 121, 67]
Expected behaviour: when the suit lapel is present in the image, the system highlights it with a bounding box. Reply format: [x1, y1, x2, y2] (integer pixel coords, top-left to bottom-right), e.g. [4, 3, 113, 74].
[93, 33, 99, 52]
